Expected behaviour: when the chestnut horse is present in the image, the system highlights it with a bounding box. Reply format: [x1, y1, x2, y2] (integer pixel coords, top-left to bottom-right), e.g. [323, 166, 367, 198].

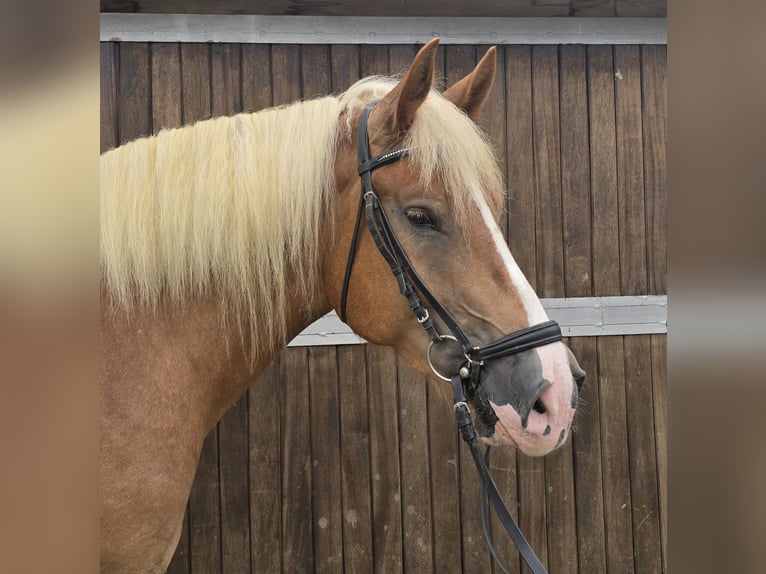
[101, 39, 584, 573]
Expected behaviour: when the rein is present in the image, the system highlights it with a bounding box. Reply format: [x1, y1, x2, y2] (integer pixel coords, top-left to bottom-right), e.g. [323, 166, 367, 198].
[340, 102, 561, 574]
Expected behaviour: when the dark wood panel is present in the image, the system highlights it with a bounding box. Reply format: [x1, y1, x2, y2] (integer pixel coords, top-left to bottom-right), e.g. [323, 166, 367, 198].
[505, 45, 536, 287]
[615, 45, 647, 296]
[218, 394, 251, 573]
[151, 43, 182, 132]
[177, 40, 220, 574]
[118, 42, 151, 143]
[189, 429, 222, 574]
[559, 45, 592, 298]
[587, 45, 620, 296]
[651, 334, 668, 573]
[336, 345, 374, 574]
[248, 360, 282, 574]
[388, 42, 435, 574]
[100, 42, 118, 152]
[366, 344, 404, 573]
[165, 509, 190, 574]
[211, 41, 251, 574]
[308, 347, 344, 573]
[281, 347, 314, 573]
[641, 45, 667, 295]
[211, 43, 242, 116]
[242, 44, 272, 113]
[180, 44, 211, 124]
[531, 45, 564, 299]
[570, 337, 607, 574]
[624, 335, 662, 574]
[396, 356, 434, 574]
[597, 336, 634, 574]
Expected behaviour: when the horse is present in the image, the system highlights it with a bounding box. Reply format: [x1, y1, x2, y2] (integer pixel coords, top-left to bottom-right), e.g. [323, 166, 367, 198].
[100, 39, 585, 573]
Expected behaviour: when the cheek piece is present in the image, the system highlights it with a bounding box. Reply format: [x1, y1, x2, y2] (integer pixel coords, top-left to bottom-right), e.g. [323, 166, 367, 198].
[339, 101, 562, 574]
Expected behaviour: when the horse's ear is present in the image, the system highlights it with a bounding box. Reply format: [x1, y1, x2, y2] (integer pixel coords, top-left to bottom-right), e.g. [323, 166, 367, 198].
[442, 46, 497, 122]
[372, 38, 439, 139]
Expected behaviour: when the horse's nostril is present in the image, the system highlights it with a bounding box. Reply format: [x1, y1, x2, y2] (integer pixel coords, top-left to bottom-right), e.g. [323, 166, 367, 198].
[532, 398, 546, 415]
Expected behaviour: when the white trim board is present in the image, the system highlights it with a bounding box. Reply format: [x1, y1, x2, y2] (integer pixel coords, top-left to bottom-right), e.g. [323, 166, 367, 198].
[100, 15, 666, 45]
[289, 295, 667, 346]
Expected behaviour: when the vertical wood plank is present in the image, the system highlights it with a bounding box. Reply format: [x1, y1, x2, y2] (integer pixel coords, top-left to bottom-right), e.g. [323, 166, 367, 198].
[360, 44, 389, 77]
[241, 32, 278, 558]
[427, 39, 464, 574]
[281, 347, 314, 574]
[651, 334, 667, 573]
[531, 45, 564, 299]
[477, 45, 509, 235]
[211, 43, 242, 117]
[327, 61, 372, 574]
[503, 45, 536, 574]
[177, 40, 221, 574]
[587, 45, 620, 298]
[242, 44, 272, 113]
[366, 344, 403, 573]
[337, 345, 374, 574]
[389, 42, 435, 574]
[272, 45, 312, 574]
[190, 429, 222, 574]
[180, 44, 211, 125]
[624, 335, 662, 574]
[166, 510, 190, 574]
[210, 41, 250, 574]
[272, 45, 301, 106]
[330, 44, 360, 94]
[308, 346, 344, 574]
[396, 356, 434, 574]
[302, 44, 331, 101]
[615, 47, 660, 573]
[598, 336, 634, 574]
[151, 43, 182, 133]
[559, 45, 592, 299]
[446, 43, 497, 574]
[218, 394, 251, 574]
[118, 42, 151, 143]
[248, 359, 282, 574]
[100, 42, 118, 152]
[505, 46, 536, 288]
[545, 45, 588, 574]
[569, 337, 607, 574]
[641, 45, 667, 295]
[614, 45, 647, 297]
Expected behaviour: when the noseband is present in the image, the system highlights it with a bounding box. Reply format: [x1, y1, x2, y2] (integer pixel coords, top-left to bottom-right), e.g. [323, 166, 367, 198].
[339, 102, 562, 574]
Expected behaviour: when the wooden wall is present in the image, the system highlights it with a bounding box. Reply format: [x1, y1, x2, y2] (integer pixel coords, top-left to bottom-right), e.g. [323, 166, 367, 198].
[100, 42, 667, 573]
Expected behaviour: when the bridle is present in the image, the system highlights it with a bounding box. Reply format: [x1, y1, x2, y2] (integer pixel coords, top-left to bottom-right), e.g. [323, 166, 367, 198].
[339, 101, 564, 574]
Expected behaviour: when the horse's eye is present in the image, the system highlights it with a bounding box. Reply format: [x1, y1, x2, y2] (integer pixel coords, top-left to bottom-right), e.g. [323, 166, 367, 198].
[405, 207, 436, 229]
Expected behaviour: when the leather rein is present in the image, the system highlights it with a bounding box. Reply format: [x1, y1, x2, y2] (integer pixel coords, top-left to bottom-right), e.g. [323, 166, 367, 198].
[339, 102, 561, 574]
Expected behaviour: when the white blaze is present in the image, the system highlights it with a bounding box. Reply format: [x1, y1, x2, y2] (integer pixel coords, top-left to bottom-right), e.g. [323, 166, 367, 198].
[470, 186, 548, 324]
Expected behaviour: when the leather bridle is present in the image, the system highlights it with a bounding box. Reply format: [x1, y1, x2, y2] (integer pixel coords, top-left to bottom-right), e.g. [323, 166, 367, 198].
[339, 101, 563, 574]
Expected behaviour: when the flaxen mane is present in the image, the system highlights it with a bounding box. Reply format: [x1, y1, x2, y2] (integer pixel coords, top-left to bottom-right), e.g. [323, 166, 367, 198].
[100, 76, 504, 358]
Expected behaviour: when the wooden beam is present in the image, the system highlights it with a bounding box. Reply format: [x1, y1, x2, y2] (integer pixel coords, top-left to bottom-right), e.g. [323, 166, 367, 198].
[101, 0, 664, 17]
[100, 14, 667, 44]
[288, 296, 668, 346]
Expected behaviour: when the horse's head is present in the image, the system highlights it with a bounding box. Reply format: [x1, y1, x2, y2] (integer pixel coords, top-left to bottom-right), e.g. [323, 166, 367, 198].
[325, 39, 584, 457]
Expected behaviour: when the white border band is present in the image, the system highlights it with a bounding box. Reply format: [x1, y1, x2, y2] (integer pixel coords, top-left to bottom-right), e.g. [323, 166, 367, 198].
[100, 15, 666, 45]
[289, 295, 667, 346]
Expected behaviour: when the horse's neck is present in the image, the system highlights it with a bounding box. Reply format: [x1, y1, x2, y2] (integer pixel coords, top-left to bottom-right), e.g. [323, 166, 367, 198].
[102, 288, 330, 432]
